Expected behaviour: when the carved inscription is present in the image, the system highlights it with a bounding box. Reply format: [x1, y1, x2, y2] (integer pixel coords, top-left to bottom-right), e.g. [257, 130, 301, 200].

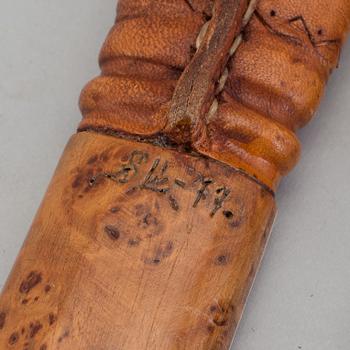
[88, 150, 238, 218]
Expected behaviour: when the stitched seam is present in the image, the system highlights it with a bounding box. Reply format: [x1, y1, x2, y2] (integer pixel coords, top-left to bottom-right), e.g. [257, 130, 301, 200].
[194, 0, 258, 120]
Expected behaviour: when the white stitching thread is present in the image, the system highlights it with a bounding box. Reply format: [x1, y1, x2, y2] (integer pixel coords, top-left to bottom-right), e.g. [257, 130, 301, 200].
[196, 21, 210, 49]
[242, 0, 258, 26]
[229, 34, 243, 56]
[195, 0, 258, 120]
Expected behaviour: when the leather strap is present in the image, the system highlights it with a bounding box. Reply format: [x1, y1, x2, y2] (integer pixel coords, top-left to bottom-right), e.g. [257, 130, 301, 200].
[165, 0, 251, 144]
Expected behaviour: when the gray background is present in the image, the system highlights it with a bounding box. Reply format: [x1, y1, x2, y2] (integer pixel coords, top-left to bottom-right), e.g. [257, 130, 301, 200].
[0, 1, 349, 349]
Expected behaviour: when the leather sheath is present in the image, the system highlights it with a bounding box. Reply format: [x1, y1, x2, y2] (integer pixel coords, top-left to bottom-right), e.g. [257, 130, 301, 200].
[79, 0, 350, 190]
[0, 1, 349, 349]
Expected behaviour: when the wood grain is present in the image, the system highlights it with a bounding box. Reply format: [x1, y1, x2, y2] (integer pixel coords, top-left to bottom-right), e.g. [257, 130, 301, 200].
[0, 132, 275, 349]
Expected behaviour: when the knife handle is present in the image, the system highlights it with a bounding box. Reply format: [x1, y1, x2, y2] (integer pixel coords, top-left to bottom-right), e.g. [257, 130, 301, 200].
[0, 132, 275, 349]
[0, 1, 349, 349]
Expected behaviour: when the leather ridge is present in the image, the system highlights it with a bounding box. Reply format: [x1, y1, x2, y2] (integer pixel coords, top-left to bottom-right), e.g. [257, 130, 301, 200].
[79, 0, 350, 191]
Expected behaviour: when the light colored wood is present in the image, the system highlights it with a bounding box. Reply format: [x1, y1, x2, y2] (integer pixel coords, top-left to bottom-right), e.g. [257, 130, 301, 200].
[0, 132, 275, 349]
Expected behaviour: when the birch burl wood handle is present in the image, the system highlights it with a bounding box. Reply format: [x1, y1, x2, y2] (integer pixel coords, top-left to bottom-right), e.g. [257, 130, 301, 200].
[0, 1, 349, 349]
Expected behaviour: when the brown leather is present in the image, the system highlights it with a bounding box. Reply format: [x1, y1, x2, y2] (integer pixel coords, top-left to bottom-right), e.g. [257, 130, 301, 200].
[0, 2, 349, 349]
[79, 0, 350, 191]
